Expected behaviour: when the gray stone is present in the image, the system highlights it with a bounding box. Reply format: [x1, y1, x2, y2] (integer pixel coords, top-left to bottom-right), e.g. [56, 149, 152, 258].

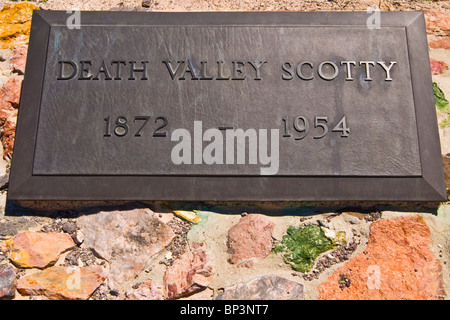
[0, 216, 42, 240]
[77, 208, 174, 292]
[0, 264, 16, 298]
[216, 275, 304, 300]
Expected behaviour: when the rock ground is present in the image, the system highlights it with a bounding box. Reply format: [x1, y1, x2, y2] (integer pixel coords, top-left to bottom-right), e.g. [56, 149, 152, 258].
[0, 0, 449, 12]
[0, 1, 449, 300]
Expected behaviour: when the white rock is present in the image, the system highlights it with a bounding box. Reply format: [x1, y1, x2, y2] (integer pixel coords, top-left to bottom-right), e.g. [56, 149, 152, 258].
[323, 227, 336, 239]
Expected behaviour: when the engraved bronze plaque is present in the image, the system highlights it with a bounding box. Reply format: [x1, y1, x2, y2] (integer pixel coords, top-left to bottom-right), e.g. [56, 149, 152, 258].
[8, 11, 446, 201]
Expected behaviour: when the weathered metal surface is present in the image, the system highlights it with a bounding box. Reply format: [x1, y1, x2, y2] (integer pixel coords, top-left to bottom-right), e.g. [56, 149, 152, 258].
[8, 11, 446, 201]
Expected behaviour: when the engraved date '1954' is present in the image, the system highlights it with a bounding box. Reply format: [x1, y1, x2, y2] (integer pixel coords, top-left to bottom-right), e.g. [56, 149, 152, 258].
[282, 115, 350, 140]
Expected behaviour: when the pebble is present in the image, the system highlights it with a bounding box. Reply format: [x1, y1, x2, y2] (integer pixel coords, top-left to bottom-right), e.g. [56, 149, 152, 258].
[62, 221, 77, 234]
[110, 288, 120, 296]
[142, 0, 153, 8]
[73, 230, 84, 245]
[165, 252, 173, 260]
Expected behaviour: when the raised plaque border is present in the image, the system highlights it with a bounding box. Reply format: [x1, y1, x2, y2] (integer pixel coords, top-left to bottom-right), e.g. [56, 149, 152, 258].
[8, 11, 447, 201]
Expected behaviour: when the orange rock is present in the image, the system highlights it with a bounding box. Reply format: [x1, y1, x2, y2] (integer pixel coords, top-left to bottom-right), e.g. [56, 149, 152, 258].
[425, 10, 450, 35]
[5, 231, 76, 269]
[0, 3, 39, 49]
[318, 215, 445, 300]
[0, 100, 16, 125]
[429, 37, 450, 50]
[17, 266, 107, 300]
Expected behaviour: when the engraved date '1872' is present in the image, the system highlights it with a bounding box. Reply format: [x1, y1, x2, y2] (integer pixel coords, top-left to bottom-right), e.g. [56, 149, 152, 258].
[103, 115, 168, 137]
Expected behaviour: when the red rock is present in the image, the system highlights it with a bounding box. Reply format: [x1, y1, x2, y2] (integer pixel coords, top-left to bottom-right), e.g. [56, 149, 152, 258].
[0, 96, 18, 159]
[0, 76, 22, 108]
[5, 231, 76, 269]
[430, 58, 448, 75]
[227, 214, 274, 267]
[425, 11, 450, 34]
[125, 279, 163, 300]
[2, 118, 16, 159]
[164, 246, 213, 299]
[16, 266, 107, 300]
[429, 37, 450, 50]
[10, 45, 27, 74]
[318, 215, 445, 300]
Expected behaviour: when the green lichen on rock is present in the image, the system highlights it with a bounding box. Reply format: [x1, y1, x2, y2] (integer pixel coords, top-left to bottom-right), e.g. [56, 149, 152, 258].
[333, 231, 347, 246]
[274, 224, 336, 273]
[434, 82, 450, 114]
[433, 82, 450, 128]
